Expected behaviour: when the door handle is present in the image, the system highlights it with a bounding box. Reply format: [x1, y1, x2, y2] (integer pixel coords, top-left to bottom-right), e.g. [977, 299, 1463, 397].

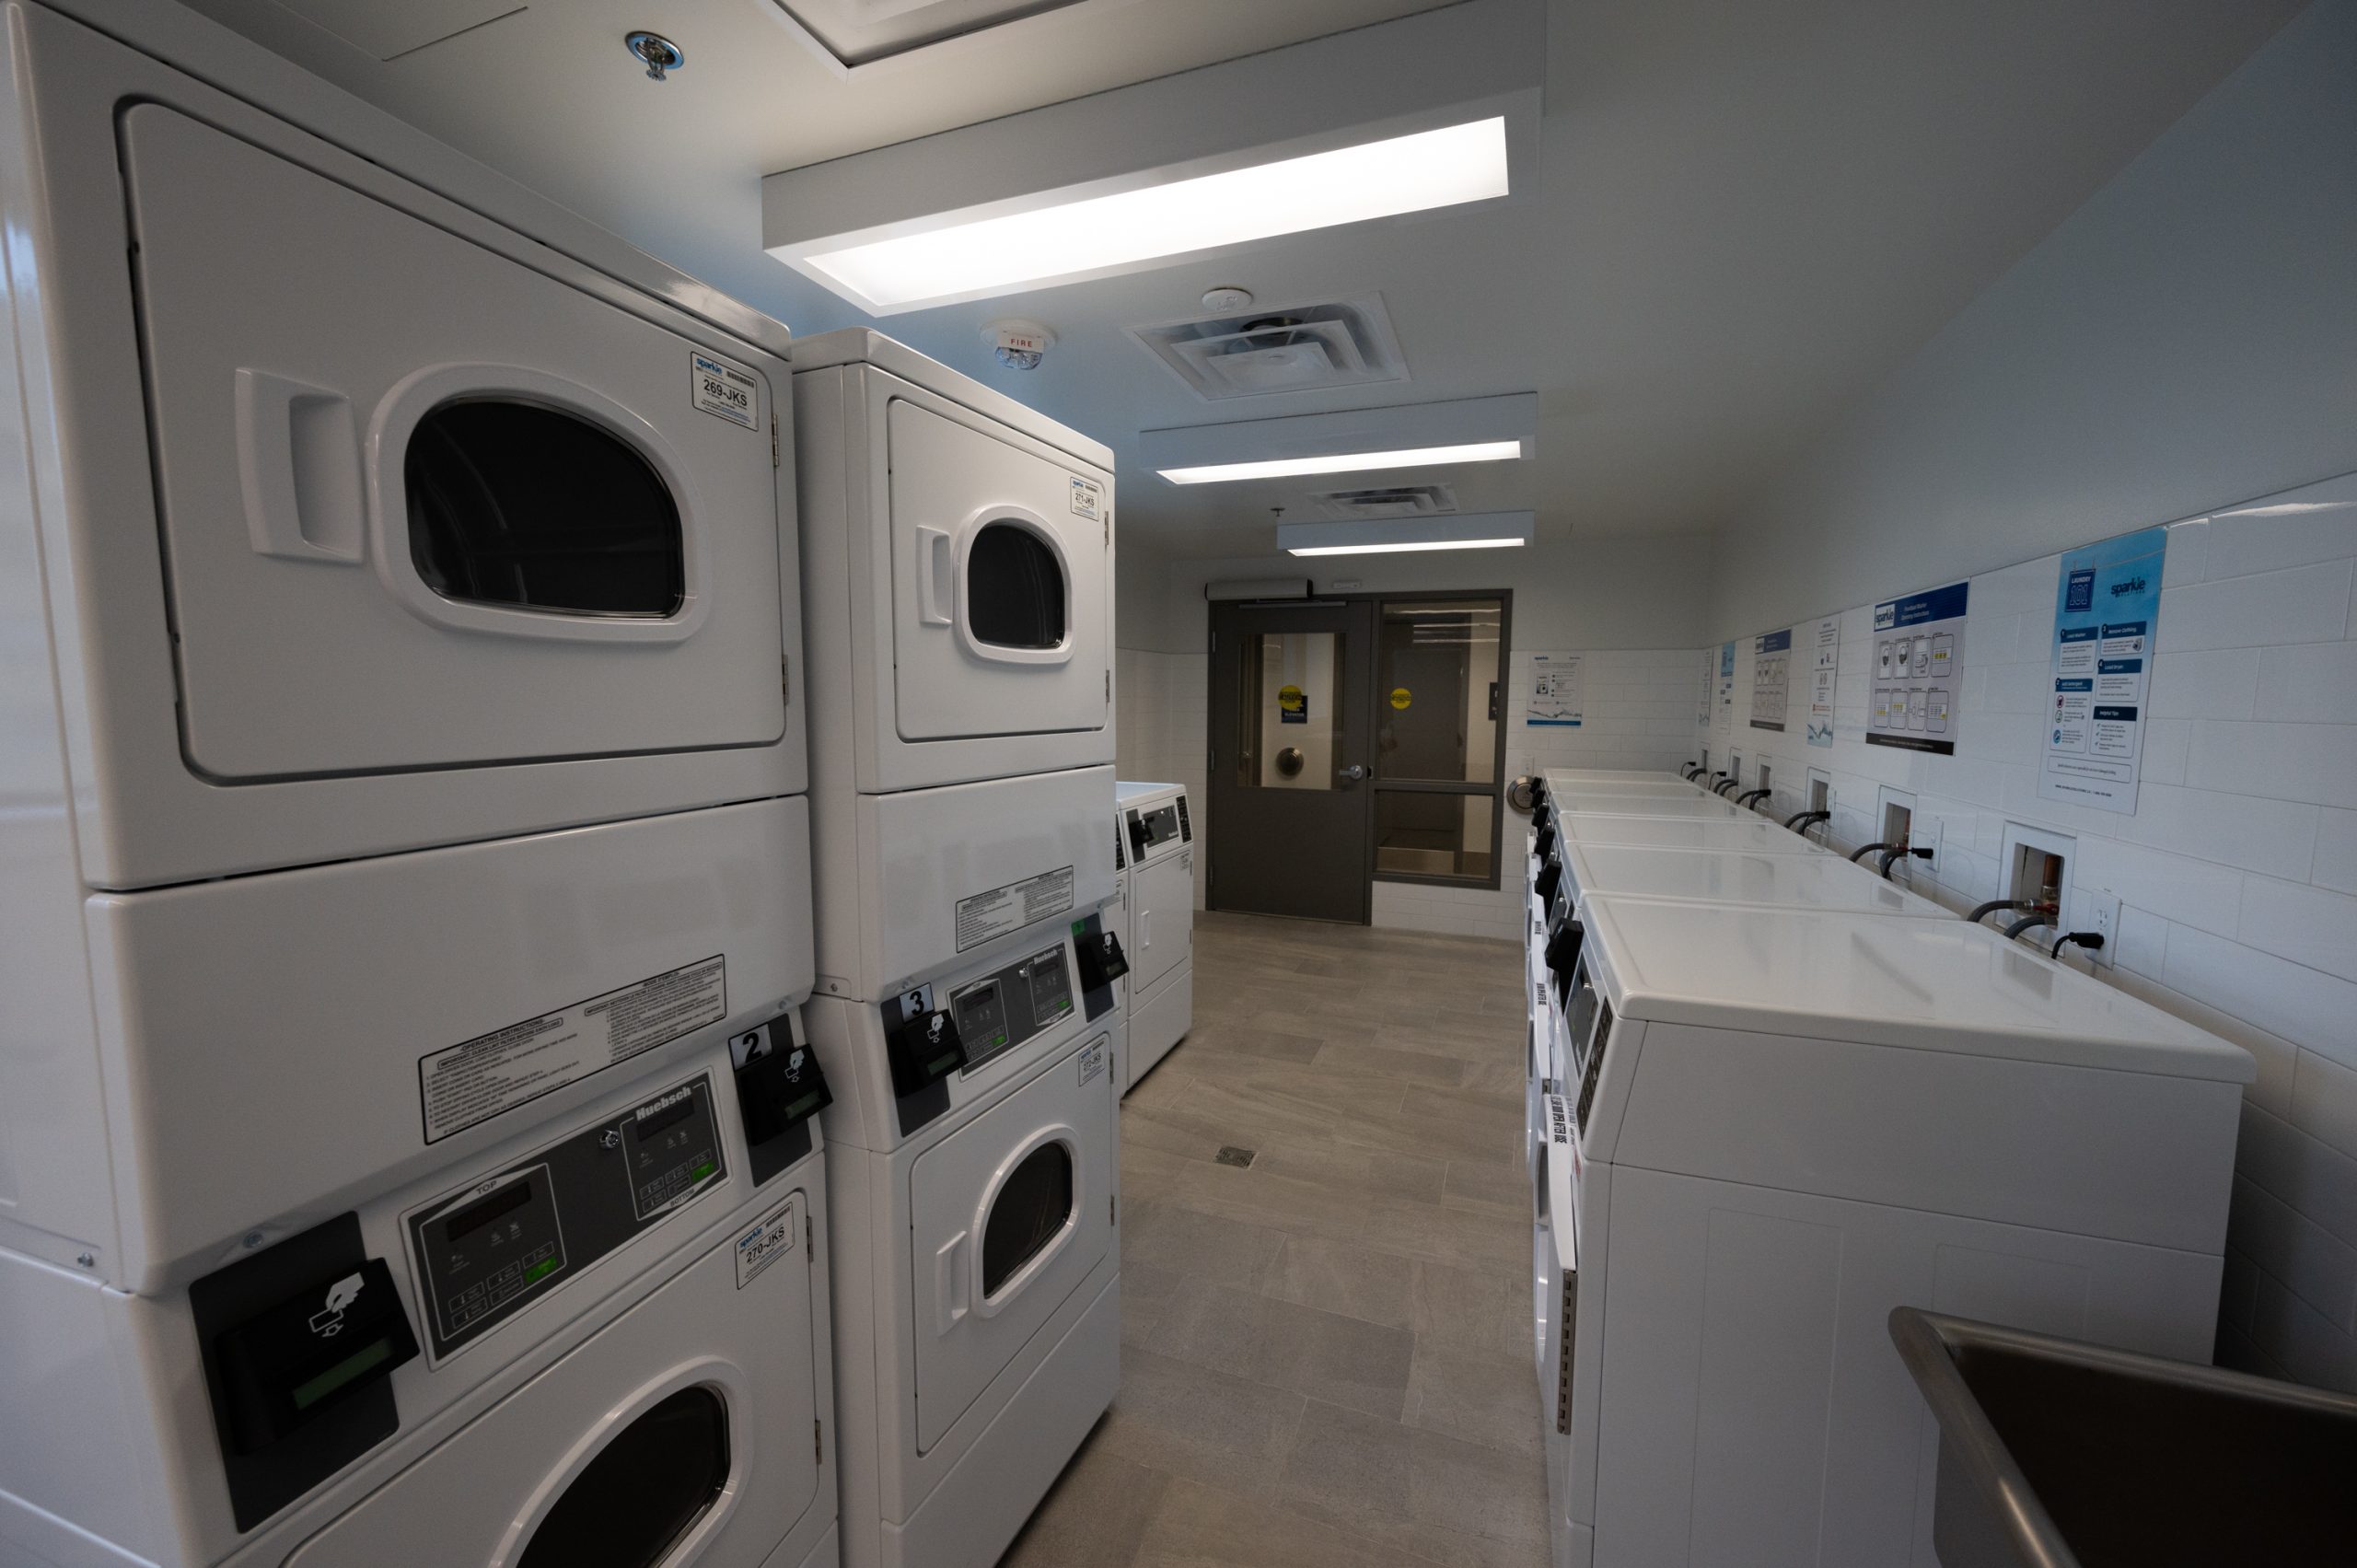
[934, 1230, 970, 1335]
[1339, 763, 1367, 782]
[235, 368, 365, 563]
[915, 526, 955, 626]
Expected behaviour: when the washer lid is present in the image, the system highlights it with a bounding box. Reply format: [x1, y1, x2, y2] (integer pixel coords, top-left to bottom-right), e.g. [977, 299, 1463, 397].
[1578, 896, 2253, 1084]
[1564, 845, 1945, 917]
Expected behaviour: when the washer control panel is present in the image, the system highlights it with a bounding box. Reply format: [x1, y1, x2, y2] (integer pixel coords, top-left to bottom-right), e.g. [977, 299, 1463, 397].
[949, 942, 1074, 1071]
[407, 1074, 726, 1360]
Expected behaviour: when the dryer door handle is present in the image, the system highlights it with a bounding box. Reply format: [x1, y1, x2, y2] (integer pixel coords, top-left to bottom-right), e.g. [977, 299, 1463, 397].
[915, 526, 956, 626]
[235, 368, 365, 563]
[934, 1230, 970, 1335]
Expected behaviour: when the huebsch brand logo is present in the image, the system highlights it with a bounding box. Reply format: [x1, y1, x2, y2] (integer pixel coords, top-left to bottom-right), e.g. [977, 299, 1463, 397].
[635, 1086, 693, 1121]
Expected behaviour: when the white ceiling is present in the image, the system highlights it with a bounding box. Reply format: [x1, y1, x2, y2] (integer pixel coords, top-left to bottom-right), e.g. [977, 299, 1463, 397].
[180, 0, 2300, 561]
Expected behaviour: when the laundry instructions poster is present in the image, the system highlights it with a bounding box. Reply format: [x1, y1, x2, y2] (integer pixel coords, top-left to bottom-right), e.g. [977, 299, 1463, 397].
[1523, 651, 1583, 727]
[1748, 630, 1792, 732]
[1867, 583, 1966, 755]
[2038, 526, 2166, 814]
[1806, 617, 1840, 748]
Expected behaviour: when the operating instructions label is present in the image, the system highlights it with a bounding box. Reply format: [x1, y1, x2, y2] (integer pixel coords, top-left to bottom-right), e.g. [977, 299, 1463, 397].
[955, 866, 1074, 952]
[419, 958, 729, 1143]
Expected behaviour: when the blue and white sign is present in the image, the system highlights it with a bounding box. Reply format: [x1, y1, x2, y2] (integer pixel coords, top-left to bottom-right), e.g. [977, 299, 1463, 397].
[1805, 617, 1840, 749]
[1868, 582, 1968, 755]
[2038, 527, 2167, 813]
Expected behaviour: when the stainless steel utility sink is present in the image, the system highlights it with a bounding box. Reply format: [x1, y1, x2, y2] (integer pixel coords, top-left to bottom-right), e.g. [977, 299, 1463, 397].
[1890, 1307, 2357, 1568]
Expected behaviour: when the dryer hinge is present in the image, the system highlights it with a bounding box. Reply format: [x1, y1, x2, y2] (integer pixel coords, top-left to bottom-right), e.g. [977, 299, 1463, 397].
[815, 1417, 824, 1464]
[771, 418, 781, 469]
[782, 654, 792, 707]
[1110, 1194, 1118, 1225]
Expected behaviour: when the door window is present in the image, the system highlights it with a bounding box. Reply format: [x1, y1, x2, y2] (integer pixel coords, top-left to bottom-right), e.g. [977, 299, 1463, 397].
[517, 1385, 728, 1568]
[982, 1141, 1074, 1297]
[966, 521, 1065, 649]
[407, 401, 685, 617]
[1235, 631, 1342, 792]
[1372, 597, 1508, 887]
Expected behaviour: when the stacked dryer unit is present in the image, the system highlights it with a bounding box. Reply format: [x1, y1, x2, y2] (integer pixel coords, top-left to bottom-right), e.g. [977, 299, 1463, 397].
[0, 6, 838, 1567]
[789, 331, 1125, 1568]
[1112, 782, 1196, 1091]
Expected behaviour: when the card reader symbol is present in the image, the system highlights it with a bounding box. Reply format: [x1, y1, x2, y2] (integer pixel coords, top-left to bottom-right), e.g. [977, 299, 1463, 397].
[309, 1272, 366, 1338]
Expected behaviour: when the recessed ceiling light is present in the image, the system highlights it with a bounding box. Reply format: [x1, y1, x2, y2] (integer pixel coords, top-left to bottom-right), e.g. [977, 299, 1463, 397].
[1160, 439, 1523, 486]
[784, 117, 1509, 314]
[1277, 512, 1534, 556]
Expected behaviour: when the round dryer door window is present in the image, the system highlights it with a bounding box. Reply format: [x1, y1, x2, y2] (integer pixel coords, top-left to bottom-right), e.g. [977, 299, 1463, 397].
[982, 1140, 1075, 1298]
[965, 521, 1065, 651]
[408, 400, 686, 618]
[517, 1385, 728, 1568]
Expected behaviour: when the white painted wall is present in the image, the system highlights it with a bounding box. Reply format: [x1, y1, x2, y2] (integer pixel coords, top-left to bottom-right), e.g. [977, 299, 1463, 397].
[1699, 0, 2357, 1393]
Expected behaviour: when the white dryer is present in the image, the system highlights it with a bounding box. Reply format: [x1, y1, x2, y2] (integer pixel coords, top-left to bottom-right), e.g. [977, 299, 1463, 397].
[6, 1010, 841, 1568]
[1113, 782, 1196, 1092]
[2, 6, 803, 891]
[791, 329, 1118, 1003]
[806, 928, 1121, 1568]
[1537, 896, 2252, 1568]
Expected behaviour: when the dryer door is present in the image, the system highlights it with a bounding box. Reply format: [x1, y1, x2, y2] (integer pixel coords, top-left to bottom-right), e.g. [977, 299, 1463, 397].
[887, 399, 1110, 744]
[122, 105, 786, 783]
[284, 1193, 820, 1568]
[909, 1035, 1114, 1452]
[1128, 852, 1194, 997]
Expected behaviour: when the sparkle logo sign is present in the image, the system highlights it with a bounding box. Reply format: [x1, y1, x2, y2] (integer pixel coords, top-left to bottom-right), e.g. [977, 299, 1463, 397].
[2038, 526, 2167, 814]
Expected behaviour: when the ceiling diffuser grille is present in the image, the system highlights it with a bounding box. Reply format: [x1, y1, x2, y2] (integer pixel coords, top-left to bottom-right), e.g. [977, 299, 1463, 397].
[1312, 483, 1458, 518]
[1129, 294, 1407, 401]
[761, 0, 1091, 70]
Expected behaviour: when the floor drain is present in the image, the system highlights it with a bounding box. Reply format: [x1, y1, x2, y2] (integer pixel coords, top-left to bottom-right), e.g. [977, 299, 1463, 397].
[1215, 1145, 1256, 1168]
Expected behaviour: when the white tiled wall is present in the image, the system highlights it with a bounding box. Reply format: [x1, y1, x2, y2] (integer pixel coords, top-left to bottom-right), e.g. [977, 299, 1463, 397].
[1713, 470, 2357, 1390]
[1117, 644, 1702, 939]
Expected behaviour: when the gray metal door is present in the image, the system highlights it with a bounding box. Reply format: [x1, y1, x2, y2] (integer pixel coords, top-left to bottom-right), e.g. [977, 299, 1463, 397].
[1206, 600, 1375, 922]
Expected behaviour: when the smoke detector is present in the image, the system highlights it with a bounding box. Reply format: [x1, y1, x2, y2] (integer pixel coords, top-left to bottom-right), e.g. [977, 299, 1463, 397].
[980, 319, 1056, 371]
[1202, 285, 1254, 312]
[1129, 294, 1407, 401]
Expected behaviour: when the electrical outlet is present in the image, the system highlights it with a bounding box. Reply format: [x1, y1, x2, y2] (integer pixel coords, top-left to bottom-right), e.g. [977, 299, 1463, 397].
[2084, 890, 2120, 966]
[1915, 818, 1945, 876]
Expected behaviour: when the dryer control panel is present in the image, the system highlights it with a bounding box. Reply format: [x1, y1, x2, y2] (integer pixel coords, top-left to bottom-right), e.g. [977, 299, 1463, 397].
[406, 1074, 726, 1361]
[948, 941, 1074, 1071]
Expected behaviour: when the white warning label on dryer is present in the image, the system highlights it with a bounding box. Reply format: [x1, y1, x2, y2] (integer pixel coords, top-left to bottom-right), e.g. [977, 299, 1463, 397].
[1068, 476, 1103, 520]
[419, 958, 728, 1143]
[954, 865, 1075, 952]
[690, 350, 759, 429]
[1078, 1040, 1107, 1086]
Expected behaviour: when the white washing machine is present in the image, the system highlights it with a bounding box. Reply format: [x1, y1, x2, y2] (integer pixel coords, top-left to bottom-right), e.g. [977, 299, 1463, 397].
[806, 929, 1121, 1568]
[790, 331, 1121, 1568]
[1113, 782, 1195, 1092]
[1538, 895, 2252, 1568]
[1543, 789, 1748, 820]
[2, 3, 803, 893]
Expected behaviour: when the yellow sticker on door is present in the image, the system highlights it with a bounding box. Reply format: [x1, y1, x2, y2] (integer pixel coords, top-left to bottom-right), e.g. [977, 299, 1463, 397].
[1390, 688, 1412, 710]
[1278, 684, 1307, 725]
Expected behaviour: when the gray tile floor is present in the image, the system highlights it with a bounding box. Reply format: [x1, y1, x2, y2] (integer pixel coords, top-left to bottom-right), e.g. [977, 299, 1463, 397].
[1001, 912, 1545, 1568]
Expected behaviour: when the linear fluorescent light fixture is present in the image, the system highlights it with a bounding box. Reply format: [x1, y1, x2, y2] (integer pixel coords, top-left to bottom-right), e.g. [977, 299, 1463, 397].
[1161, 439, 1523, 487]
[784, 117, 1509, 314]
[1279, 512, 1534, 557]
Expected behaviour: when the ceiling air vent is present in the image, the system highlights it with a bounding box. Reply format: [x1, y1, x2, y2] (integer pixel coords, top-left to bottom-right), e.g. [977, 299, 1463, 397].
[1312, 484, 1458, 519]
[1128, 294, 1408, 402]
[759, 0, 1093, 72]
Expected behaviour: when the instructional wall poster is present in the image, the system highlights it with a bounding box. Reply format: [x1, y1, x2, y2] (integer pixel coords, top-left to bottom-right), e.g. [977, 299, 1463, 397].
[2038, 527, 2167, 813]
[1806, 617, 1840, 748]
[1697, 647, 1714, 732]
[1748, 630, 1793, 732]
[1524, 651, 1584, 727]
[1867, 583, 1967, 755]
[1718, 642, 1736, 727]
